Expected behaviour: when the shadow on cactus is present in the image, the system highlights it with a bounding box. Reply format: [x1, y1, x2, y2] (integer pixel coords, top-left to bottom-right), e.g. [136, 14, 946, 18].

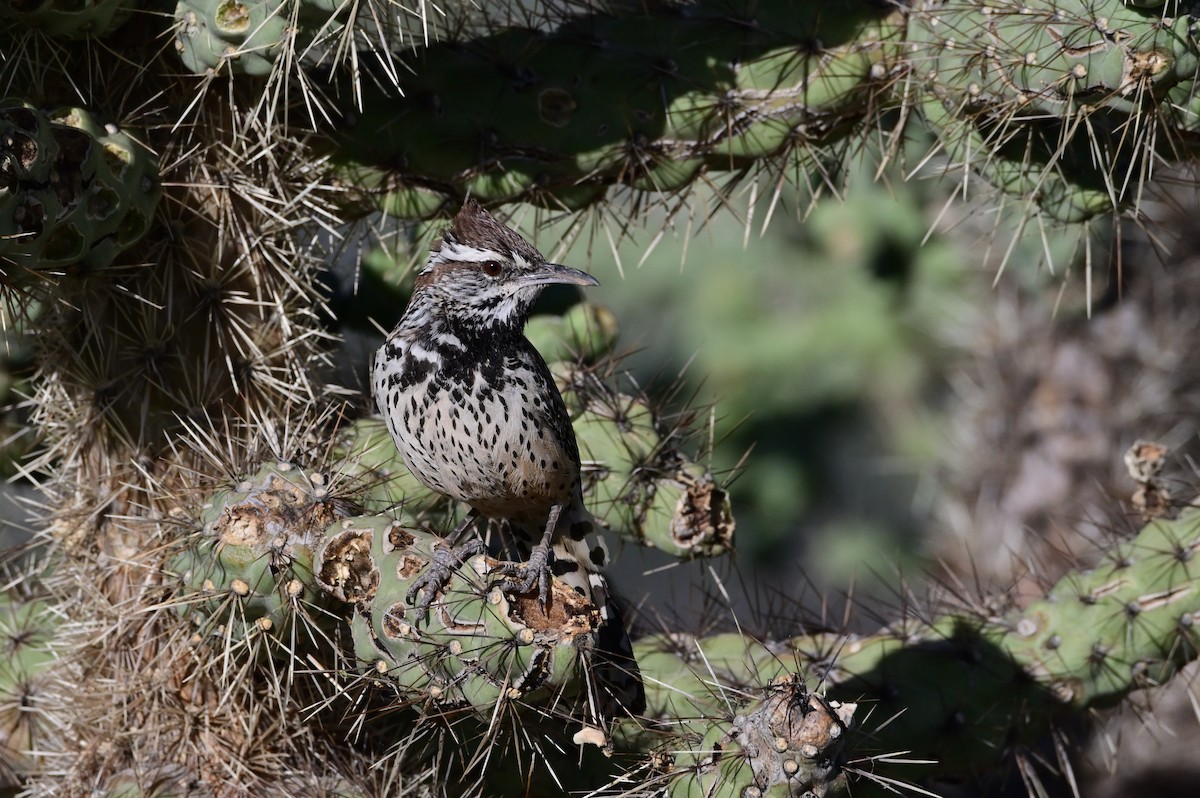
[321, 2, 899, 218]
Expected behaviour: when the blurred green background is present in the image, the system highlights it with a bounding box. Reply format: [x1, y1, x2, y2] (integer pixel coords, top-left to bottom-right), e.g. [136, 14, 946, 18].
[542, 158, 1100, 614]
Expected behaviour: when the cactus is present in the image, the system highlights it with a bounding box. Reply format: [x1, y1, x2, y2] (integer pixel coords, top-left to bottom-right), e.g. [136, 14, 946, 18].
[319, 0, 1200, 223]
[170, 0, 360, 77]
[9, 0, 1197, 226]
[660, 677, 855, 798]
[332, 416, 451, 517]
[533, 302, 734, 558]
[524, 302, 620, 368]
[616, 507, 1200, 792]
[324, 3, 904, 217]
[4, 0, 1200, 795]
[173, 0, 294, 77]
[4, 0, 141, 38]
[13, 491, 1200, 795]
[321, 514, 602, 719]
[164, 420, 1200, 795]
[171, 461, 352, 646]
[0, 101, 159, 274]
[0, 586, 57, 787]
[570, 384, 734, 558]
[908, 0, 1200, 222]
[172, 488, 607, 726]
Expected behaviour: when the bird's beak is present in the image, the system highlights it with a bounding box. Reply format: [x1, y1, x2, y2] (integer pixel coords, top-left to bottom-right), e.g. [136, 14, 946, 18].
[516, 263, 600, 288]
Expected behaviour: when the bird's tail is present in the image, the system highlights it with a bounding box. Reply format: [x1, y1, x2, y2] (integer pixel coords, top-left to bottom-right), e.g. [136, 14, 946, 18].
[586, 584, 647, 719]
[554, 499, 647, 720]
[507, 495, 646, 720]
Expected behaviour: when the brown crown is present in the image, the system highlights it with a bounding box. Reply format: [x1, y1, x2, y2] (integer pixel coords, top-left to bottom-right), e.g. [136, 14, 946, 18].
[445, 200, 542, 263]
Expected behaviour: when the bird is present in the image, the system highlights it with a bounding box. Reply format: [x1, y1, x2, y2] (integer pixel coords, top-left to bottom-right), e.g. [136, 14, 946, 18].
[371, 199, 645, 718]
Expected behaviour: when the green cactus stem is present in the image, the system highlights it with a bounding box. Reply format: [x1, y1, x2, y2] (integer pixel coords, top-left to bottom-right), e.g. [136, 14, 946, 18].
[0, 586, 58, 788]
[319, 513, 605, 723]
[625, 508, 1200, 791]
[173, 0, 291, 77]
[171, 462, 353, 646]
[332, 416, 450, 517]
[323, 2, 901, 217]
[909, 0, 1200, 222]
[524, 302, 620, 368]
[569, 384, 735, 558]
[0, 100, 159, 273]
[319, 0, 1200, 223]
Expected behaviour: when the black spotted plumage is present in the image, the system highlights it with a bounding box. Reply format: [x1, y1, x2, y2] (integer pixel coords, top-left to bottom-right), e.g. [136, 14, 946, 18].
[371, 199, 645, 720]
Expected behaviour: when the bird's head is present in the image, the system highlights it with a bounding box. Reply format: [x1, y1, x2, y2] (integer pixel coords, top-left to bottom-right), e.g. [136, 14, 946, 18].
[412, 200, 598, 332]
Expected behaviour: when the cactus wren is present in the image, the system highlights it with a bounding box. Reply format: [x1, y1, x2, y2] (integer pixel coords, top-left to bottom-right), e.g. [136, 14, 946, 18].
[371, 200, 645, 717]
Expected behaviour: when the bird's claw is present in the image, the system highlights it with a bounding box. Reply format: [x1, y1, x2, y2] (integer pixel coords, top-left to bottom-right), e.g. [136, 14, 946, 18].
[406, 538, 486, 614]
[496, 544, 553, 607]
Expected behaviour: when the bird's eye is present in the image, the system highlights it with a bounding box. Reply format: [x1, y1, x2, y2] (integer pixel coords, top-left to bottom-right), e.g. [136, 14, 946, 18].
[482, 261, 502, 277]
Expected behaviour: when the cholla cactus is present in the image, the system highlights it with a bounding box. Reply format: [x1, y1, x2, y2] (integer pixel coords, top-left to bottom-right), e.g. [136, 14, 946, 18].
[4, 0, 1200, 795]
[0, 585, 57, 788]
[0, 101, 158, 273]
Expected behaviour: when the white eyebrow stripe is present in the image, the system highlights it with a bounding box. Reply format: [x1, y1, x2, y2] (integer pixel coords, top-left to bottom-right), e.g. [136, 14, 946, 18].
[437, 242, 504, 263]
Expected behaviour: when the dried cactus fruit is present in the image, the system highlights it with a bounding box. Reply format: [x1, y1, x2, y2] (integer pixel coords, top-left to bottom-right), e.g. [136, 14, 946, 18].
[170, 462, 352, 644]
[663, 676, 853, 798]
[1125, 439, 1172, 523]
[320, 514, 600, 717]
[0, 101, 158, 273]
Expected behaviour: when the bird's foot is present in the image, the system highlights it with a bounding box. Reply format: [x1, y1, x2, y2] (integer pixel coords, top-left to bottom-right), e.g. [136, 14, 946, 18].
[496, 544, 553, 607]
[406, 538, 487, 615]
